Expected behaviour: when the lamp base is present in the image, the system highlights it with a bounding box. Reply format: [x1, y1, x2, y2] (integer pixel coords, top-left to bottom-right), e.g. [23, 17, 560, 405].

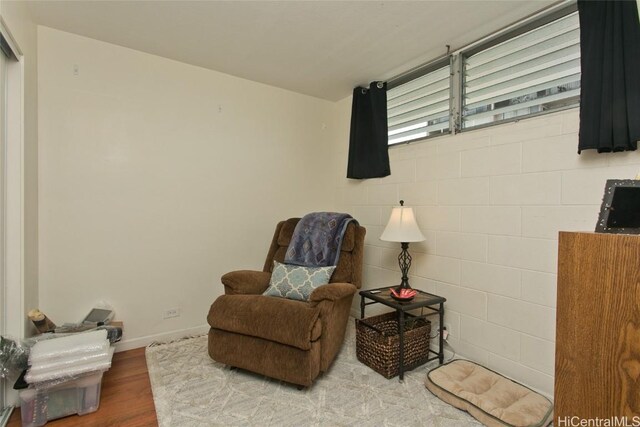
[395, 281, 412, 293]
[395, 242, 413, 291]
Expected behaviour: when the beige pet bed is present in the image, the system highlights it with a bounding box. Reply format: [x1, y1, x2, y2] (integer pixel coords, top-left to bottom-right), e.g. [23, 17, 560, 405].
[425, 360, 553, 427]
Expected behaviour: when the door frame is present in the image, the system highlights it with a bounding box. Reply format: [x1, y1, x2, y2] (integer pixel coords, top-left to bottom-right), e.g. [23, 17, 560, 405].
[0, 16, 25, 408]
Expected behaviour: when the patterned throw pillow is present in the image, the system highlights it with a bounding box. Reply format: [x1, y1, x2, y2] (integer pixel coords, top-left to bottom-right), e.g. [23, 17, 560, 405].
[263, 261, 336, 302]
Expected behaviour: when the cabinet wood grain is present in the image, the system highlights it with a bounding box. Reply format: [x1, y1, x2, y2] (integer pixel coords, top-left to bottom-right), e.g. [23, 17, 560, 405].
[555, 232, 640, 420]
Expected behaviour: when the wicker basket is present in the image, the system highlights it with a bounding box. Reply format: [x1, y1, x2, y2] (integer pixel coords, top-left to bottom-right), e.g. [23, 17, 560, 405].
[355, 312, 431, 379]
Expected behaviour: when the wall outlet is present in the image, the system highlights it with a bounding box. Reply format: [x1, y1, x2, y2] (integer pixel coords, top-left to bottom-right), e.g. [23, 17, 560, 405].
[442, 328, 449, 341]
[444, 323, 452, 338]
[163, 308, 180, 319]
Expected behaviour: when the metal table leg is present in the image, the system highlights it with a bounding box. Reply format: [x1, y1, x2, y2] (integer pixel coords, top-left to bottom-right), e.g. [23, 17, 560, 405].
[398, 310, 405, 381]
[439, 302, 445, 364]
[360, 295, 365, 319]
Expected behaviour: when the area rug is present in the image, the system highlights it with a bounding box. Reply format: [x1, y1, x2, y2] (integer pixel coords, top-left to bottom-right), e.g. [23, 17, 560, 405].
[146, 320, 480, 427]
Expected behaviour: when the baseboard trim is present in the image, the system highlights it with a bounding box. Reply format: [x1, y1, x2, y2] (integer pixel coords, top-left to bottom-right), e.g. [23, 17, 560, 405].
[114, 324, 210, 352]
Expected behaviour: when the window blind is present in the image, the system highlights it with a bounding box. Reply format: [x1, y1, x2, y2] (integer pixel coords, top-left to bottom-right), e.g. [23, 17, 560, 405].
[463, 11, 580, 128]
[387, 65, 451, 145]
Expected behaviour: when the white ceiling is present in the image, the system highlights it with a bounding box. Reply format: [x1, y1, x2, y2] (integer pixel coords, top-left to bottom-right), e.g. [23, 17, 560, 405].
[28, 0, 557, 101]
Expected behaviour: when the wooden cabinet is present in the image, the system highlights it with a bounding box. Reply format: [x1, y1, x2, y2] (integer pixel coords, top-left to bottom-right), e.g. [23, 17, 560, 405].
[555, 232, 640, 420]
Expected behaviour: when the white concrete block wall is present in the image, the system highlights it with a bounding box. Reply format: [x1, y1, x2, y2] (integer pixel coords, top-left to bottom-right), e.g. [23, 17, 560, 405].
[333, 107, 640, 397]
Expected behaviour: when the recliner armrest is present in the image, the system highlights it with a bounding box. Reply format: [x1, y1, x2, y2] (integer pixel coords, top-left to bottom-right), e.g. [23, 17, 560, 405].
[308, 282, 357, 304]
[221, 270, 271, 295]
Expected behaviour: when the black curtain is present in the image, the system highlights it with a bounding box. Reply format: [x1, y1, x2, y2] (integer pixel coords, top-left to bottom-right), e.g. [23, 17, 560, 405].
[578, 0, 640, 153]
[347, 82, 390, 179]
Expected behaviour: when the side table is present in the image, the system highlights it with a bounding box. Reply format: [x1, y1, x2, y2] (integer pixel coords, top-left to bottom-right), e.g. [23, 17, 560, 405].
[359, 286, 446, 381]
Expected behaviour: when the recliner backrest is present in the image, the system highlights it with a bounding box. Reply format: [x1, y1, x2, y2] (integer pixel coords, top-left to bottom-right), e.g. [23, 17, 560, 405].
[262, 218, 366, 289]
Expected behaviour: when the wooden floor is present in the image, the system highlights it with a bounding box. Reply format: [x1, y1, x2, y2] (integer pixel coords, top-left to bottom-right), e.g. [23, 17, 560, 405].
[8, 348, 158, 427]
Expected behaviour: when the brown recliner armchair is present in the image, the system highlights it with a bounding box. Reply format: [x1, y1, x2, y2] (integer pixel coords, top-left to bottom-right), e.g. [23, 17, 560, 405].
[207, 218, 365, 387]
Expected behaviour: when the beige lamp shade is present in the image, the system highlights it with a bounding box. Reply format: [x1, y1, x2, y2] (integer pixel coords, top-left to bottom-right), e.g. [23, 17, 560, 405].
[380, 203, 425, 243]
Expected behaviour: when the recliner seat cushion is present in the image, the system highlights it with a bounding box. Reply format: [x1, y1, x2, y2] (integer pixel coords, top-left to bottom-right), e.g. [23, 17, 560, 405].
[207, 294, 321, 350]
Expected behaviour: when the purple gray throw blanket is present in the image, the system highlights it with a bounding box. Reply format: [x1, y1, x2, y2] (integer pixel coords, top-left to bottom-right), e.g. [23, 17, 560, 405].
[285, 212, 357, 267]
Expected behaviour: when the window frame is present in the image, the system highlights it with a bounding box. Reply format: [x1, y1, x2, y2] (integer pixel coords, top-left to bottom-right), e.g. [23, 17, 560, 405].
[386, 1, 580, 146]
[458, 3, 579, 132]
[386, 56, 453, 147]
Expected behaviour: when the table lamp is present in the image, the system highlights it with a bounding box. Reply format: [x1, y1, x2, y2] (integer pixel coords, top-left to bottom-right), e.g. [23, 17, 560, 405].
[380, 200, 425, 290]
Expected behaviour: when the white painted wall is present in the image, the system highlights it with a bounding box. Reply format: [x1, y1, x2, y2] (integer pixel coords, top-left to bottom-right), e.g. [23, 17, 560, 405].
[37, 27, 336, 349]
[332, 99, 640, 397]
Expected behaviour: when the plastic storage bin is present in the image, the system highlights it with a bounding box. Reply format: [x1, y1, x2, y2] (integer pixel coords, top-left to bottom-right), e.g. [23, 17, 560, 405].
[19, 371, 104, 427]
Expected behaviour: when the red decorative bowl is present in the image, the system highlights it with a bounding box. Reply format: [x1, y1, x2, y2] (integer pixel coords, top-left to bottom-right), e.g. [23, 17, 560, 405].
[390, 294, 415, 302]
[389, 288, 417, 301]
